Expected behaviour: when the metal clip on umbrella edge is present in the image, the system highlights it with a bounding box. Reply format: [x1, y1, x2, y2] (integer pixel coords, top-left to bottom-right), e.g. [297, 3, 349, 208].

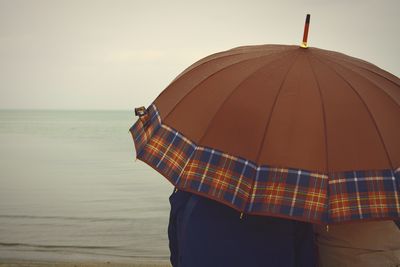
[135, 106, 150, 127]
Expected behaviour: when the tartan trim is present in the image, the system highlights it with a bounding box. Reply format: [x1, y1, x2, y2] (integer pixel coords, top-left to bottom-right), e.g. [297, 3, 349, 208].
[328, 170, 400, 223]
[130, 104, 400, 224]
[129, 105, 161, 154]
[179, 147, 256, 211]
[247, 167, 328, 222]
[137, 123, 196, 184]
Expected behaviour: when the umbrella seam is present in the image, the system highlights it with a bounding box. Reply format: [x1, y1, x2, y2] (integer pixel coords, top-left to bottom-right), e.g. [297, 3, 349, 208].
[306, 54, 330, 174]
[310, 55, 400, 219]
[167, 45, 289, 85]
[247, 50, 301, 213]
[162, 48, 297, 122]
[253, 51, 301, 163]
[306, 54, 331, 222]
[313, 50, 400, 109]
[158, 51, 251, 98]
[196, 49, 298, 145]
[311, 54, 395, 170]
[313, 49, 400, 87]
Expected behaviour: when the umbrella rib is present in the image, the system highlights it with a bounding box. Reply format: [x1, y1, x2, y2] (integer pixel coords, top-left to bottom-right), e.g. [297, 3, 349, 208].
[245, 51, 300, 213]
[310, 54, 395, 170]
[254, 50, 301, 164]
[171, 45, 287, 83]
[165, 48, 273, 86]
[196, 50, 298, 145]
[163, 48, 296, 122]
[313, 51, 400, 109]
[306, 54, 330, 174]
[157, 52, 248, 101]
[317, 49, 400, 86]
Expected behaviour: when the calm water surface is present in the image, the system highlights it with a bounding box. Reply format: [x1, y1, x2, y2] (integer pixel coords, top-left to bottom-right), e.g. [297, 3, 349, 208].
[0, 110, 172, 262]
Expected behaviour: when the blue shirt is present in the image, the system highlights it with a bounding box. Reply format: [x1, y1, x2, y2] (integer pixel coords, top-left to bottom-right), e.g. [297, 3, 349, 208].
[168, 190, 316, 267]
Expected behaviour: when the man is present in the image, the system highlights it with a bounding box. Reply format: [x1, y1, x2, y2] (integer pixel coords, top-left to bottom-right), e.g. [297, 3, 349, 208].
[168, 190, 316, 267]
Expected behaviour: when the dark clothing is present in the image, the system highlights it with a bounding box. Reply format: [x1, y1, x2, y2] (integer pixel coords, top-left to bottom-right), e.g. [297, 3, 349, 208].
[168, 190, 316, 267]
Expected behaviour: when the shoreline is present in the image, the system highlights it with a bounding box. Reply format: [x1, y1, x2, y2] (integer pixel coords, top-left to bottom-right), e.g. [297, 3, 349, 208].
[0, 260, 171, 267]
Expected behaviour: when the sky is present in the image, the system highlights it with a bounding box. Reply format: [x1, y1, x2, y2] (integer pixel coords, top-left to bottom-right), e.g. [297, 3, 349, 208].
[0, 0, 399, 110]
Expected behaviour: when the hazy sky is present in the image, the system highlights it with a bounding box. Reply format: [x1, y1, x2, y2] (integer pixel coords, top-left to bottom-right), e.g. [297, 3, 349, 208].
[0, 0, 399, 110]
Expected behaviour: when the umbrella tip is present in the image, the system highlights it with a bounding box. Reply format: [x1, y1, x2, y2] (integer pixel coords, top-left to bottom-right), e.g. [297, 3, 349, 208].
[300, 14, 311, 48]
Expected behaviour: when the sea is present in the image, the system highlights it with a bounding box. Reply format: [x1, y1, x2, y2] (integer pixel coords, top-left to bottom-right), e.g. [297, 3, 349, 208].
[0, 110, 173, 263]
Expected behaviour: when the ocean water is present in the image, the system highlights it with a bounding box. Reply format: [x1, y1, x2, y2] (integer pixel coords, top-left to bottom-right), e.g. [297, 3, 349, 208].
[0, 110, 173, 263]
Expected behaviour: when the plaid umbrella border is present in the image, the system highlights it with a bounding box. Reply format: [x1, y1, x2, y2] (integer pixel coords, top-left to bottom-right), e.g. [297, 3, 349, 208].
[130, 104, 400, 224]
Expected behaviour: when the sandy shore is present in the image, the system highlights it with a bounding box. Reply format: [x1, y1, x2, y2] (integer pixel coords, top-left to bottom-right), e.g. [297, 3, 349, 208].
[0, 261, 171, 267]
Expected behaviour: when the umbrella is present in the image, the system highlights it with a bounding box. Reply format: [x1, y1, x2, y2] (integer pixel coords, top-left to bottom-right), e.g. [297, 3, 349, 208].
[130, 15, 400, 225]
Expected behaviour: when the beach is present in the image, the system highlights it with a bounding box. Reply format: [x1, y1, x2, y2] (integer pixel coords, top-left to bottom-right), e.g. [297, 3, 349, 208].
[0, 110, 172, 263]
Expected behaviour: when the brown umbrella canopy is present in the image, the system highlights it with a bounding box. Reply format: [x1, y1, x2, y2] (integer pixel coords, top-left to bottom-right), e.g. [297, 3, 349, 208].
[154, 45, 400, 173]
